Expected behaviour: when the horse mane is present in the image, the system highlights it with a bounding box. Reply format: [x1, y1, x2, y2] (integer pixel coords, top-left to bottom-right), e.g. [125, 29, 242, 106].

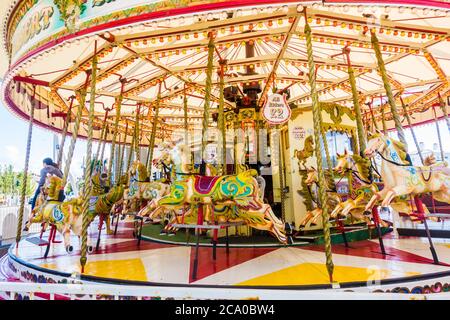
[390, 139, 408, 161]
[137, 162, 149, 181]
[352, 154, 371, 180]
[368, 133, 408, 161]
[47, 175, 63, 200]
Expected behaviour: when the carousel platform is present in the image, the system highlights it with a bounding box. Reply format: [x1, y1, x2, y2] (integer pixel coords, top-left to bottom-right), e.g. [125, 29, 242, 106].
[2, 219, 450, 294]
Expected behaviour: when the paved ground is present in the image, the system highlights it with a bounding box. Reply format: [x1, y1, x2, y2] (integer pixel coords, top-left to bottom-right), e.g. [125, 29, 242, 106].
[7, 219, 450, 286]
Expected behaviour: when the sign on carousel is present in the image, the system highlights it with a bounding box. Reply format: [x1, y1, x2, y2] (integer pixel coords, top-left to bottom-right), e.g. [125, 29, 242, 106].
[261, 93, 291, 125]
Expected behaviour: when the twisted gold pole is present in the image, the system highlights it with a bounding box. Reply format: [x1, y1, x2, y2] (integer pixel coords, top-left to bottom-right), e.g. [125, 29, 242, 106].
[57, 96, 75, 168]
[16, 90, 36, 244]
[305, 18, 334, 282]
[147, 85, 161, 177]
[278, 126, 286, 221]
[61, 90, 86, 188]
[99, 125, 108, 164]
[94, 111, 109, 163]
[380, 104, 388, 134]
[218, 61, 226, 174]
[371, 31, 407, 148]
[183, 89, 189, 146]
[108, 96, 122, 185]
[126, 124, 136, 176]
[201, 35, 215, 172]
[117, 122, 128, 185]
[80, 51, 98, 272]
[134, 104, 141, 162]
[348, 66, 366, 155]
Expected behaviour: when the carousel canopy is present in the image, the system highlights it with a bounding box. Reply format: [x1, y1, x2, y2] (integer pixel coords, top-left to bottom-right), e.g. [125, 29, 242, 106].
[1, 0, 449, 145]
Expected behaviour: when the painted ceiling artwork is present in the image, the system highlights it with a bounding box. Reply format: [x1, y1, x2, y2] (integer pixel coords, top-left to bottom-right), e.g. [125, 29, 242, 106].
[0, 1, 448, 146]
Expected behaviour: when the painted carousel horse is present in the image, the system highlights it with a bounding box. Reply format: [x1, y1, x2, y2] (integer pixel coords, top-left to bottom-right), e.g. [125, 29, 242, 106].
[24, 175, 88, 253]
[364, 133, 450, 214]
[26, 173, 124, 253]
[298, 167, 341, 228]
[88, 167, 125, 235]
[293, 135, 314, 170]
[145, 168, 288, 243]
[154, 142, 218, 181]
[120, 161, 169, 214]
[332, 149, 425, 226]
[121, 161, 171, 217]
[334, 150, 375, 186]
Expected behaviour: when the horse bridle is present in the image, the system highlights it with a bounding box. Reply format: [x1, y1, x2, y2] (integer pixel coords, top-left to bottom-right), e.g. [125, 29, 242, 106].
[375, 150, 433, 182]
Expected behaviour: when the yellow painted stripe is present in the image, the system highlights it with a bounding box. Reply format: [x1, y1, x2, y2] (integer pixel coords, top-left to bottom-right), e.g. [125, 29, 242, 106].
[237, 263, 421, 286]
[41, 258, 148, 281]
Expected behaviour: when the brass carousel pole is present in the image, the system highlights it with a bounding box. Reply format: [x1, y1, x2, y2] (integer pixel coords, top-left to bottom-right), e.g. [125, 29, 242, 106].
[16, 86, 36, 244]
[134, 103, 141, 163]
[200, 33, 215, 175]
[400, 96, 424, 164]
[117, 121, 128, 185]
[183, 87, 189, 146]
[80, 44, 98, 273]
[278, 126, 286, 221]
[380, 98, 388, 134]
[345, 48, 366, 156]
[94, 110, 110, 168]
[61, 81, 89, 193]
[126, 121, 136, 176]
[146, 83, 161, 178]
[304, 12, 334, 282]
[218, 60, 227, 174]
[108, 96, 122, 185]
[371, 31, 408, 148]
[57, 95, 75, 167]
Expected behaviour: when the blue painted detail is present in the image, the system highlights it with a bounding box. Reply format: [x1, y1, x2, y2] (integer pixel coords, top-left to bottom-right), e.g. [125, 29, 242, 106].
[52, 206, 64, 223]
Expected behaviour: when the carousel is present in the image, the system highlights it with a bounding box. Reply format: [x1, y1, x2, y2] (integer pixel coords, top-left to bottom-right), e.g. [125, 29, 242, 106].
[1, 0, 450, 299]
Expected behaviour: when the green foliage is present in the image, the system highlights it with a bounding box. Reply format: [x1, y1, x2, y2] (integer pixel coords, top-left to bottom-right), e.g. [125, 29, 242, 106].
[0, 165, 36, 197]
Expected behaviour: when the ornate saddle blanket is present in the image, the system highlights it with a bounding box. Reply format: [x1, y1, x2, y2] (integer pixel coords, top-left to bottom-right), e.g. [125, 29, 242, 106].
[194, 176, 221, 194]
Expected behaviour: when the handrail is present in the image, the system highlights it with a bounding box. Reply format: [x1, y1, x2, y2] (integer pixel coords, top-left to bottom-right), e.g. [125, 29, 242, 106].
[0, 282, 450, 300]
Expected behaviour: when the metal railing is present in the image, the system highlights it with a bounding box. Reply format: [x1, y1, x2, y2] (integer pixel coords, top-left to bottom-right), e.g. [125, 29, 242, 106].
[0, 282, 449, 300]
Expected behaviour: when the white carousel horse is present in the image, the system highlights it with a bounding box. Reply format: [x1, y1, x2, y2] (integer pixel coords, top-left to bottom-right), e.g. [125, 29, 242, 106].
[364, 133, 450, 213]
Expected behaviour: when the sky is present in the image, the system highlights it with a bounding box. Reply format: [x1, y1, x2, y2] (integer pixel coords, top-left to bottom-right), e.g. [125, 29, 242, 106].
[0, 101, 93, 180]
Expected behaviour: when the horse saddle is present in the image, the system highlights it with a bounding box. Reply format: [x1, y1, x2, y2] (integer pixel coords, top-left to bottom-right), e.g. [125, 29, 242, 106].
[194, 176, 221, 194]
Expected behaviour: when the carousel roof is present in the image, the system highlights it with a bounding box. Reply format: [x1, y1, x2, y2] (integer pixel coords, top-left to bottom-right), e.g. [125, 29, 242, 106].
[1, 1, 450, 145]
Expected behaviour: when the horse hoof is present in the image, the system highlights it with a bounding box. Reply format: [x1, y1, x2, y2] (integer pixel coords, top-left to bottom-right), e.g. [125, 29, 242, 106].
[87, 246, 94, 253]
[159, 231, 168, 236]
[23, 227, 29, 232]
[66, 245, 74, 254]
[168, 232, 176, 237]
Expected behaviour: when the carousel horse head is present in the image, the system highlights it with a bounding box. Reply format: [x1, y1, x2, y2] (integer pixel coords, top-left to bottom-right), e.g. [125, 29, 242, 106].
[365, 131, 407, 162]
[46, 175, 64, 201]
[155, 142, 193, 175]
[305, 167, 318, 185]
[90, 163, 109, 195]
[129, 161, 149, 183]
[334, 149, 352, 174]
